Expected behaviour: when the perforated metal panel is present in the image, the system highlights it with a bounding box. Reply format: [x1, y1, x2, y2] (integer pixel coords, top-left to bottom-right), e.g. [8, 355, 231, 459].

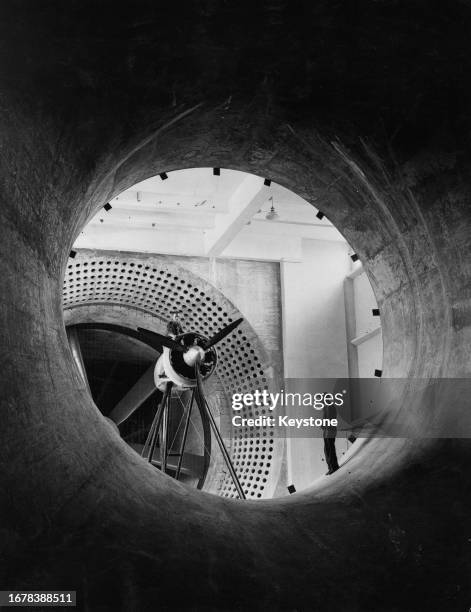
[63, 250, 278, 499]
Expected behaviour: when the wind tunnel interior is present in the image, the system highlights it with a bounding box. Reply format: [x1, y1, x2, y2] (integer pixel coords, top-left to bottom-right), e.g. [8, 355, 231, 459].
[62, 168, 367, 499]
[1, 2, 471, 611]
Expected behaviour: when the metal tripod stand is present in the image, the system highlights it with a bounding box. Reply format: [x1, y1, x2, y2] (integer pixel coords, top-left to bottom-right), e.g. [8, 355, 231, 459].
[141, 380, 246, 499]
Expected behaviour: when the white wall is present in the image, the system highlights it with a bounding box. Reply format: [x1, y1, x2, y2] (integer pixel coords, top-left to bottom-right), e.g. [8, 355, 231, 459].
[282, 239, 350, 378]
[280, 243, 384, 492]
[281, 239, 351, 491]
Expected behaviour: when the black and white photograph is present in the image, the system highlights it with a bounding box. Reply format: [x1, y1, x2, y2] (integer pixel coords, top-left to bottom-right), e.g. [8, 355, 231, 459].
[0, 2, 470, 611]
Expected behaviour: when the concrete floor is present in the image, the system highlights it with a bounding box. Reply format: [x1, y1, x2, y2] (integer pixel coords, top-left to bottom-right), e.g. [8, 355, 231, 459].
[1, 2, 471, 610]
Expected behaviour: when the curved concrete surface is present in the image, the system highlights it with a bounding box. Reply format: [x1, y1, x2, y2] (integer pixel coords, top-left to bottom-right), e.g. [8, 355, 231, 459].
[1, 3, 471, 610]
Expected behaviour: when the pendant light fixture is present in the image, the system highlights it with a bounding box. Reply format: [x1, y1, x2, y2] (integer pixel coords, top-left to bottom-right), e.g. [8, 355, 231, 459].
[265, 196, 279, 220]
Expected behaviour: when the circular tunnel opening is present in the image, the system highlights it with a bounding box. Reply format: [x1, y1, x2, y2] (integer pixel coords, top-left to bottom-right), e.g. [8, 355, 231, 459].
[63, 167, 383, 499]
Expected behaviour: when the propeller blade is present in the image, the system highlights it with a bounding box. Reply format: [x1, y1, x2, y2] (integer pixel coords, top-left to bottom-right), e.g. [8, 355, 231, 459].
[72, 322, 154, 346]
[108, 363, 157, 425]
[204, 317, 243, 349]
[137, 327, 185, 352]
[71, 322, 185, 353]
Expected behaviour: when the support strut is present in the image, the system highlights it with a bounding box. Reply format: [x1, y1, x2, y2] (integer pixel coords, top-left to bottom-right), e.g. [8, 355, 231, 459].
[175, 389, 195, 481]
[195, 367, 246, 500]
[142, 382, 173, 466]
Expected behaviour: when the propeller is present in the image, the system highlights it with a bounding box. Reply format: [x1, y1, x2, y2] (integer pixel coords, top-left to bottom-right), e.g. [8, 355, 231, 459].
[80, 318, 244, 428]
[72, 317, 243, 359]
[204, 318, 243, 349]
[137, 317, 243, 356]
[136, 327, 186, 352]
[180, 318, 244, 369]
[96, 315, 246, 497]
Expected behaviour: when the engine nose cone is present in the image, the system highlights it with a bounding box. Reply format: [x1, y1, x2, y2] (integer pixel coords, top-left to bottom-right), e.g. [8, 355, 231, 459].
[183, 345, 205, 367]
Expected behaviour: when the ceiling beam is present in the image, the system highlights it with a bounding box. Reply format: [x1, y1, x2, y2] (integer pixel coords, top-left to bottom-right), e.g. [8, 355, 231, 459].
[204, 175, 270, 257]
[89, 209, 215, 230]
[242, 219, 345, 241]
[113, 190, 229, 214]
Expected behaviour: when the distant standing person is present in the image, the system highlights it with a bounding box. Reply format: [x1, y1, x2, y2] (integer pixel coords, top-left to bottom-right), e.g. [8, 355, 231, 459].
[323, 400, 339, 475]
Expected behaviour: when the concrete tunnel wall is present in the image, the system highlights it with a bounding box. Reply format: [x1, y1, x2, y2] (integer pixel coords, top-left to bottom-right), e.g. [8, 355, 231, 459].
[1, 3, 471, 610]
